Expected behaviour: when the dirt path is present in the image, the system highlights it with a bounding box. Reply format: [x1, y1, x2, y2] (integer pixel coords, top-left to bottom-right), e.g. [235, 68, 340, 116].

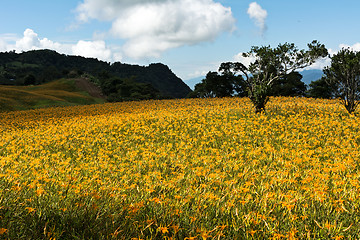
[75, 78, 106, 99]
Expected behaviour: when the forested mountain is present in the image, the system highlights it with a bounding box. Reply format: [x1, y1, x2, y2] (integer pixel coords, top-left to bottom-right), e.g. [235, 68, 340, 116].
[0, 49, 191, 99]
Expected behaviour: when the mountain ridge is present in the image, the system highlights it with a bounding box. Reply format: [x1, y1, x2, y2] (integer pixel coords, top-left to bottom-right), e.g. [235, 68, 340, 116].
[300, 69, 323, 85]
[0, 49, 192, 99]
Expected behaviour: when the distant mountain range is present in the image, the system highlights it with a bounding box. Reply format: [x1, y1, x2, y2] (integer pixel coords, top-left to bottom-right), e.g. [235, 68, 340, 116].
[184, 69, 324, 90]
[300, 69, 323, 85]
[184, 76, 204, 90]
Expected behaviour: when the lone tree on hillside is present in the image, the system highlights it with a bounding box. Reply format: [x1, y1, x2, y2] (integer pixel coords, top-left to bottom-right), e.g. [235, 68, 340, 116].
[228, 40, 328, 113]
[323, 48, 360, 114]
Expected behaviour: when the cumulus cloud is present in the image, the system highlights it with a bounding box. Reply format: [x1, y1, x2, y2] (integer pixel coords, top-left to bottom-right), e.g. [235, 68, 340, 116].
[13, 29, 64, 52]
[0, 29, 122, 62]
[72, 40, 112, 60]
[15, 28, 41, 50]
[75, 0, 236, 58]
[247, 2, 267, 35]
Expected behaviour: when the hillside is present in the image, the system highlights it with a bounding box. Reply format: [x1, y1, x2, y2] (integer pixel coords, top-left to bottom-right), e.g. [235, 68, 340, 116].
[0, 50, 192, 99]
[1, 97, 359, 239]
[0, 78, 105, 112]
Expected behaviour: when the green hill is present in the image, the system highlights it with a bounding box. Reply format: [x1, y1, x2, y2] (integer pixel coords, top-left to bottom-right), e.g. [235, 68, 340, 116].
[0, 78, 105, 112]
[0, 50, 192, 99]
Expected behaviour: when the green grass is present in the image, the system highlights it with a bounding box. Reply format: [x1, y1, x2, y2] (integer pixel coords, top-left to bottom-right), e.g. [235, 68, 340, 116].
[7, 61, 40, 69]
[0, 79, 106, 112]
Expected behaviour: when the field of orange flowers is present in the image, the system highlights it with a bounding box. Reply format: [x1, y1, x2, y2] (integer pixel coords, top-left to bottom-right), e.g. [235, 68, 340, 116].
[0, 97, 359, 239]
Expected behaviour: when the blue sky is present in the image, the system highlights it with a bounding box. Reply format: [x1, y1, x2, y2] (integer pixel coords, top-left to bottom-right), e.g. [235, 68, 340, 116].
[1, 0, 360, 84]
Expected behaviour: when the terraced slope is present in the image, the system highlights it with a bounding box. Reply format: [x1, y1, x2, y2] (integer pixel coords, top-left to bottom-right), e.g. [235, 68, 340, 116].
[0, 78, 105, 112]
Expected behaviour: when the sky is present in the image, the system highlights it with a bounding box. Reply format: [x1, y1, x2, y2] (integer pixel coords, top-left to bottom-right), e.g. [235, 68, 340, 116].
[1, 0, 360, 84]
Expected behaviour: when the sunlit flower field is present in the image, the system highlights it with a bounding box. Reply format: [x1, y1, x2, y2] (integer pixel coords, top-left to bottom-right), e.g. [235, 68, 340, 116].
[0, 97, 359, 239]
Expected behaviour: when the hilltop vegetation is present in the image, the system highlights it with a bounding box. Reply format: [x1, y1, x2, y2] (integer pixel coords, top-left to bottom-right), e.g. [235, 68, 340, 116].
[0, 49, 191, 100]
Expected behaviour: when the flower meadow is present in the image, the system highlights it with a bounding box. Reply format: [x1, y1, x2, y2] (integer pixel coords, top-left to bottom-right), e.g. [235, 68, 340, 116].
[0, 97, 359, 239]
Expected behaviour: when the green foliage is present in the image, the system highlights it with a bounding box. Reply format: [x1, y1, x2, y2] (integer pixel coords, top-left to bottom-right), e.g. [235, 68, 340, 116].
[237, 41, 328, 113]
[189, 63, 247, 98]
[0, 50, 191, 99]
[306, 76, 339, 99]
[270, 72, 307, 97]
[105, 62, 190, 99]
[189, 72, 232, 98]
[250, 83, 270, 113]
[323, 48, 360, 114]
[23, 74, 36, 86]
[100, 75, 164, 102]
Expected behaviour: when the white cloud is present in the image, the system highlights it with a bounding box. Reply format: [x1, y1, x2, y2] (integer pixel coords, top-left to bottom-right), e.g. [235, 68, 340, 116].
[75, 0, 236, 58]
[39, 38, 63, 51]
[76, 0, 169, 23]
[186, 64, 219, 79]
[0, 39, 6, 52]
[15, 29, 40, 50]
[186, 70, 209, 79]
[339, 43, 360, 51]
[11, 29, 70, 53]
[233, 53, 256, 67]
[247, 2, 267, 35]
[0, 29, 122, 62]
[304, 57, 331, 71]
[72, 40, 112, 61]
[12, 29, 62, 52]
[305, 44, 360, 71]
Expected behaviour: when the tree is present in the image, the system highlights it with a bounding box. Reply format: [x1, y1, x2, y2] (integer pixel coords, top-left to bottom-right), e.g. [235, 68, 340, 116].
[100, 75, 163, 102]
[23, 74, 36, 85]
[234, 41, 328, 113]
[218, 62, 247, 97]
[323, 48, 360, 114]
[189, 72, 219, 98]
[270, 71, 307, 97]
[306, 76, 338, 99]
[188, 64, 246, 98]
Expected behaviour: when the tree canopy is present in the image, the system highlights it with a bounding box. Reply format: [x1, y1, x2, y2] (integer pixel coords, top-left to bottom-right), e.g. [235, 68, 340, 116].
[323, 48, 360, 114]
[306, 77, 339, 99]
[270, 71, 307, 97]
[235, 41, 328, 113]
[188, 63, 246, 98]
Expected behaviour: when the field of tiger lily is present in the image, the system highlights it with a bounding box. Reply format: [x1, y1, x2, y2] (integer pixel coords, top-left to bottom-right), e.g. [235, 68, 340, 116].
[0, 97, 359, 239]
